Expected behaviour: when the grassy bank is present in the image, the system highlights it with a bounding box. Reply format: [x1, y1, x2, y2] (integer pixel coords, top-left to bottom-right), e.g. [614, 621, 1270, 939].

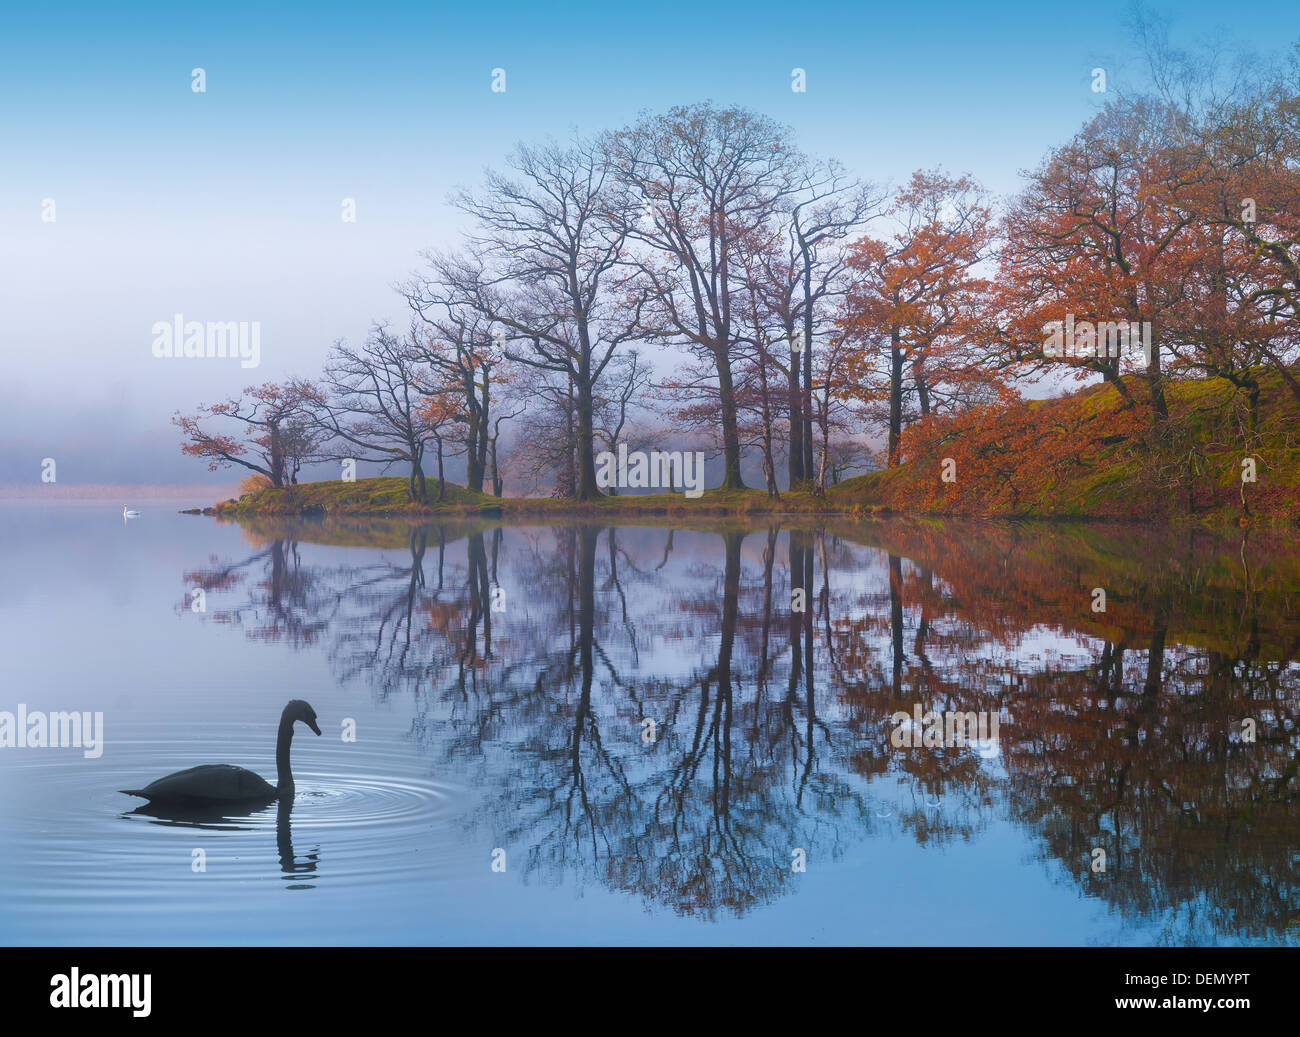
[200, 371, 1298, 526]
[205, 478, 498, 517]
[206, 477, 838, 519]
[830, 370, 1300, 527]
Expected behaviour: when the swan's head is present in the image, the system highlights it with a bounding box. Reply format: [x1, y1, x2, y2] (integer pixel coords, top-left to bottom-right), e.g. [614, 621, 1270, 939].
[285, 699, 321, 736]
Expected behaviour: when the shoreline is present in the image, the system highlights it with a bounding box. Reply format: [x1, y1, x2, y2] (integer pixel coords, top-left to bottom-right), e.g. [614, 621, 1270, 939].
[183, 476, 1297, 530]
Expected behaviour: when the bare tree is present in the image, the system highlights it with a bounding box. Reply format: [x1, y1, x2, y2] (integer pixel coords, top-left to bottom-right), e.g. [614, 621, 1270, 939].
[451, 135, 643, 500]
[401, 254, 504, 494]
[766, 160, 885, 485]
[507, 365, 580, 496]
[487, 401, 525, 497]
[593, 350, 650, 455]
[607, 103, 803, 490]
[304, 326, 433, 502]
[733, 227, 788, 497]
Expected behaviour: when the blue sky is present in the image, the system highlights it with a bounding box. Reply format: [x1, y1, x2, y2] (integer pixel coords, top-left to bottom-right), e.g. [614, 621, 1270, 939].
[2, 0, 1296, 485]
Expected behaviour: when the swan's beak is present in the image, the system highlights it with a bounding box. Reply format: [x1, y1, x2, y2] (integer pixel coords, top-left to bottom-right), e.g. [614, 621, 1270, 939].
[307, 718, 321, 736]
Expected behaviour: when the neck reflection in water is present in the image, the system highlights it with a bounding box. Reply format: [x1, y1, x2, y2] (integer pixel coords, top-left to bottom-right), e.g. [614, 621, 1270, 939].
[123, 794, 319, 889]
[183, 516, 1300, 941]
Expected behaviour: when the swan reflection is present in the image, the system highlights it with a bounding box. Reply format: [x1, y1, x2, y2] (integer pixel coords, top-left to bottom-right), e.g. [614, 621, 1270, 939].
[121, 793, 320, 888]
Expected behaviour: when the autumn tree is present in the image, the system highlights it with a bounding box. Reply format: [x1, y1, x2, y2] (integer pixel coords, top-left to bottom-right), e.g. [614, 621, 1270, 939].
[993, 98, 1208, 430]
[841, 170, 997, 467]
[174, 381, 321, 488]
[1170, 52, 1300, 409]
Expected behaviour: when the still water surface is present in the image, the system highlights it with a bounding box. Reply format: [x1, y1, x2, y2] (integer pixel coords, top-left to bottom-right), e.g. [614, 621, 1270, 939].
[1, 500, 1297, 945]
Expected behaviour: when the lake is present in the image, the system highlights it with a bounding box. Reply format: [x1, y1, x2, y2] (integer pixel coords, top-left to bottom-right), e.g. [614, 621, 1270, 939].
[1, 499, 1298, 945]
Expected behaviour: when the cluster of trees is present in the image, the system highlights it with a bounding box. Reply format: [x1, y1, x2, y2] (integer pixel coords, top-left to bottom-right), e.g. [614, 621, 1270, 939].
[840, 42, 1300, 490]
[176, 43, 1300, 502]
[989, 59, 1300, 430]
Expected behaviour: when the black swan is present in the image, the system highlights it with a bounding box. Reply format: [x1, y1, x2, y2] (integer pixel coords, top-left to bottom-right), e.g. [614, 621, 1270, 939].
[120, 700, 321, 805]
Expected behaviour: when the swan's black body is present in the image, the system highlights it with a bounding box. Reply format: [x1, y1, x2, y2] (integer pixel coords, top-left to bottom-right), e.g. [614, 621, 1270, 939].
[120, 700, 320, 805]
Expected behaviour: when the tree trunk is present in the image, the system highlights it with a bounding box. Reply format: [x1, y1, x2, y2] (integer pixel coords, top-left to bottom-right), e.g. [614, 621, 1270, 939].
[465, 414, 484, 493]
[268, 423, 285, 488]
[788, 340, 804, 487]
[1145, 342, 1169, 429]
[715, 348, 745, 490]
[409, 459, 426, 503]
[801, 327, 815, 480]
[436, 438, 445, 502]
[817, 410, 830, 494]
[888, 328, 904, 468]
[575, 368, 603, 500]
[756, 340, 780, 499]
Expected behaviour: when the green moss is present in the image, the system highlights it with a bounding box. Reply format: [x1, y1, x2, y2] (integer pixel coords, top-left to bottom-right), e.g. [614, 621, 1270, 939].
[214, 477, 501, 517]
[211, 477, 845, 519]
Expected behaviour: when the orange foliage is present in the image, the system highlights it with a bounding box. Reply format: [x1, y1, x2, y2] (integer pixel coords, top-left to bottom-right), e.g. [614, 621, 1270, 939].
[238, 473, 272, 497]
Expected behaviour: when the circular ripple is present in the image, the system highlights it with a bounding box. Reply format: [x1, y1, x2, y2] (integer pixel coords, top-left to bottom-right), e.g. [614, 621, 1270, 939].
[1, 731, 468, 914]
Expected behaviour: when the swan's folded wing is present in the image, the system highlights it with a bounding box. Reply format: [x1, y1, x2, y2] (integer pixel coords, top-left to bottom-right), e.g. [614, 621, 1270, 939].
[123, 763, 274, 802]
[236, 766, 276, 797]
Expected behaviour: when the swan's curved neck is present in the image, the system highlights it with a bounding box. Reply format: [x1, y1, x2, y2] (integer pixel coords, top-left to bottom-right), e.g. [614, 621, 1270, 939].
[275, 713, 295, 795]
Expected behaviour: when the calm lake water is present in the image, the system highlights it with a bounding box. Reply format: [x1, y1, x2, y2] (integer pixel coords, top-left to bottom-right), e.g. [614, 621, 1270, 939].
[1, 499, 1298, 946]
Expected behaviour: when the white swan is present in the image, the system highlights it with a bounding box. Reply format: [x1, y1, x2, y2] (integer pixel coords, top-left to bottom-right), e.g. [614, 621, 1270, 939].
[122, 506, 141, 519]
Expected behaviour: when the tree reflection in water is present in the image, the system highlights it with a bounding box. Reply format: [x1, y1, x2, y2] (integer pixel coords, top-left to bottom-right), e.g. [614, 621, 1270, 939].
[184, 517, 1300, 937]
